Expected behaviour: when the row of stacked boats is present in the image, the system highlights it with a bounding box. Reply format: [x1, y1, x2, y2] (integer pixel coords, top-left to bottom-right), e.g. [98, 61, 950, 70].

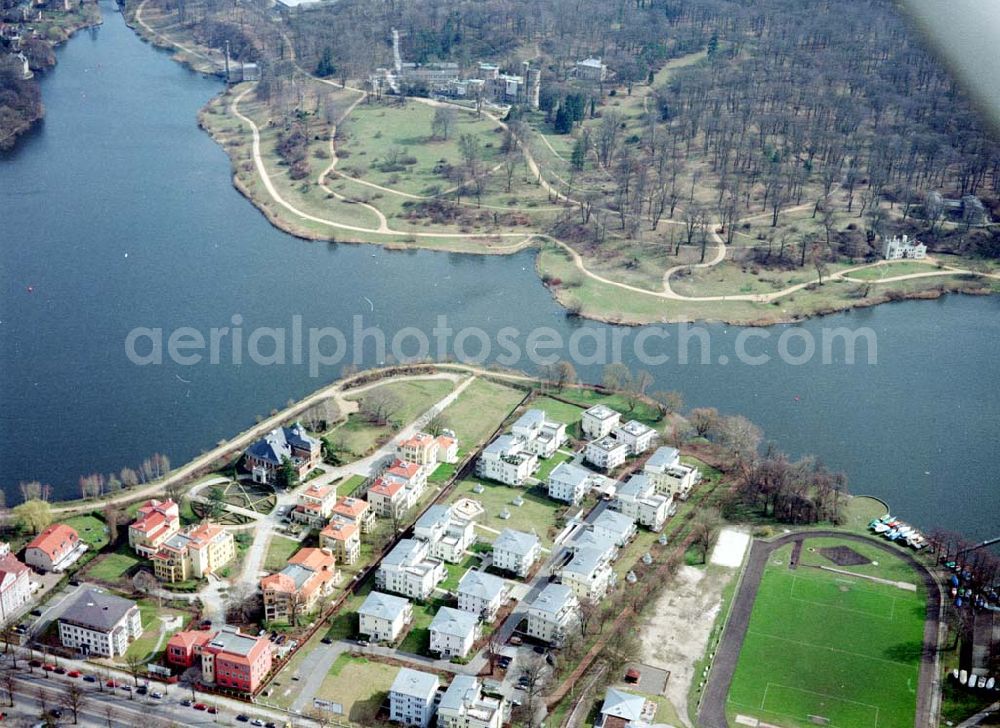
[868, 514, 927, 549]
[951, 669, 997, 691]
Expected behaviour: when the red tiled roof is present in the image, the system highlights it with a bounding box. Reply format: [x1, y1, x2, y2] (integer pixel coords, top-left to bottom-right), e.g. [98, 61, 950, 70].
[321, 520, 358, 541]
[26, 524, 78, 560]
[332, 497, 369, 519]
[369, 476, 404, 497]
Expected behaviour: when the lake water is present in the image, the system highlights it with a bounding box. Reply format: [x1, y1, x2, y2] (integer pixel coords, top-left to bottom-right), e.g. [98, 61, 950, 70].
[2, 2, 998, 539]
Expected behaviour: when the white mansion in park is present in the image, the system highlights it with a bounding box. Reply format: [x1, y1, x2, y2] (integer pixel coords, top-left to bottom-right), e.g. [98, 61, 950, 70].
[883, 234, 927, 260]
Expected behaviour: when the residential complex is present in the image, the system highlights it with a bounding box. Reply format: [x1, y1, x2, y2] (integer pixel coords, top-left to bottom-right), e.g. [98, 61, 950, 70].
[151, 522, 235, 583]
[389, 667, 440, 728]
[456, 570, 508, 622]
[320, 518, 361, 564]
[560, 531, 618, 602]
[0, 543, 31, 622]
[581, 405, 621, 439]
[584, 436, 628, 471]
[429, 606, 479, 659]
[25, 523, 86, 572]
[883, 234, 927, 260]
[58, 588, 142, 658]
[127, 499, 180, 556]
[615, 473, 673, 531]
[547, 461, 597, 505]
[414, 505, 475, 563]
[291, 482, 338, 528]
[613, 420, 656, 456]
[644, 446, 701, 500]
[244, 423, 321, 485]
[491, 528, 541, 577]
[475, 435, 538, 486]
[438, 675, 504, 728]
[510, 409, 567, 458]
[376, 539, 447, 600]
[167, 626, 273, 693]
[526, 583, 580, 646]
[261, 547, 338, 622]
[331, 495, 375, 533]
[368, 459, 427, 517]
[358, 590, 413, 643]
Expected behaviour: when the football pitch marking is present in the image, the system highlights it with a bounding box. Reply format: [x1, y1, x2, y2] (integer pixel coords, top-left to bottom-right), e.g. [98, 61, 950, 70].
[746, 630, 921, 668]
[787, 574, 901, 621]
[761, 682, 881, 728]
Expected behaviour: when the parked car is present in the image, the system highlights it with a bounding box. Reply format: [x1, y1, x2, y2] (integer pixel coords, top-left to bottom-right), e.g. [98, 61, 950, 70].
[150, 691, 163, 699]
[54, 667, 66, 675]
[136, 685, 147, 695]
[533, 645, 546, 654]
[82, 675, 97, 683]
[41, 664, 55, 672]
[320, 637, 332, 645]
[180, 699, 193, 707]
[120, 685, 132, 692]
[235, 715, 249, 723]
[509, 636, 522, 646]
[29, 609, 42, 617]
[67, 670, 81, 678]
[251, 719, 265, 727]
[207, 706, 218, 714]
[193, 703, 207, 711]
[48, 709, 62, 719]
[357, 639, 369, 647]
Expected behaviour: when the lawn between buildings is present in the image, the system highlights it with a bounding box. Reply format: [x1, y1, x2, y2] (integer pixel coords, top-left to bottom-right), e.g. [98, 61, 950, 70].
[725, 539, 927, 728]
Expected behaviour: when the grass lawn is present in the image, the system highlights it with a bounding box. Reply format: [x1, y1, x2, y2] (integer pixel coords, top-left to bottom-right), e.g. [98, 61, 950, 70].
[440, 555, 480, 592]
[429, 461, 459, 484]
[444, 378, 526, 447]
[314, 655, 398, 724]
[264, 536, 300, 572]
[530, 395, 587, 438]
[119, 600, 188, 665]
[726, 540, 927, 728]
[843, 261, 938, 280]
[448, 478, 564, 547]
[534, 451, 573, 481]
[341, 474, 367, 496]
[84, 544, 142, 584]
[63, 514, 109, 551]
[331, 379, 457, 456]
[549, 387, 663, 429]
[396, 597, 448, 656]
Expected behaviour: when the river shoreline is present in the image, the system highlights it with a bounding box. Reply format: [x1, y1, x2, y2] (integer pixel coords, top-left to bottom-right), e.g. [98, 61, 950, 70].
[121, 0, 1000, 328]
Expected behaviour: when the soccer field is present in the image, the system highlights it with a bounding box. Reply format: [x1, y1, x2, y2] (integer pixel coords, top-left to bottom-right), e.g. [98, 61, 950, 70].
[726, 540, 927, 728]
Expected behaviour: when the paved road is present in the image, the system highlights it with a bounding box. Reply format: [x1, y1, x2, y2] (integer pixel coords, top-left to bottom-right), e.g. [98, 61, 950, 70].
[697, 531, 943, 728]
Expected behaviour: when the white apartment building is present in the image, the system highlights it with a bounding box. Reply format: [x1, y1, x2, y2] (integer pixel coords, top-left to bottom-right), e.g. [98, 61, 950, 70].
[883, 234, 927, 260]
[644, 446, 701, 500]
[437, 675, 504, 728]
[589, 510, 637, 548]
[614, 473, 673, 531]
[526, 583, 580, 646]
[585, 436, 628, 471]
[476, 435, 538, 486]
[547, 462, 596, 505]
[390, 668, 440, 728]
[358, 591, 412, 644]
[58, 588, 142, 658]
[561, 531, 618, 602]
[414, 505, 475, 563]
[581, 405, 621, 439]
[510, 409, 567, 458]
[456, 570, 508, 622]
[376, 539, 447, 601]
[429, 607, 479, 659]
[613, 420, 656, 456]
[491, 529, 541, 578]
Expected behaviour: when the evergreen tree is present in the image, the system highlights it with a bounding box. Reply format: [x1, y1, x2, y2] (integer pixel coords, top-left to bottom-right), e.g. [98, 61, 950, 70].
[571, 136, 587, 171]
[554, 104, 573, 134]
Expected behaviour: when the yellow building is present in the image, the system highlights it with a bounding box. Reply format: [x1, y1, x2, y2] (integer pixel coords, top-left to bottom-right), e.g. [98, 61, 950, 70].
[151, 523, 235, 583]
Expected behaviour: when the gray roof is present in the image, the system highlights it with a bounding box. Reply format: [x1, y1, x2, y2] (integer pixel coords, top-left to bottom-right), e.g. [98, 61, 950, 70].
[246, 423, 318, 466]
[439, 675, 479, 712]
[617, 473, 652, 498]
[415, 505, 451, 533]
[483, 435, 520, 456]
[382, 539, 426, 567]
[601, 688, 646, 720]
[646, 446, 680, 470]
[60, 588, 137, 632]
[591, 509, 636, 538]
[430, 606, 478, 638]
[359, 591, 410, 621]
[207, 627, 260, 656]
[512, 409, 545, 431]
[493, 528, 538, 557]
[390, 667, 439, 700]
[617, 419, 654, 436]
[278, 563, 315, 589]
[457, 570, 506, 602]
[562, 545, 607, 578]
[529, 583, 575, 615]
[548, 462, 592, 487]
[584, 404, 619, 421]
[589, 435, 626, 453]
